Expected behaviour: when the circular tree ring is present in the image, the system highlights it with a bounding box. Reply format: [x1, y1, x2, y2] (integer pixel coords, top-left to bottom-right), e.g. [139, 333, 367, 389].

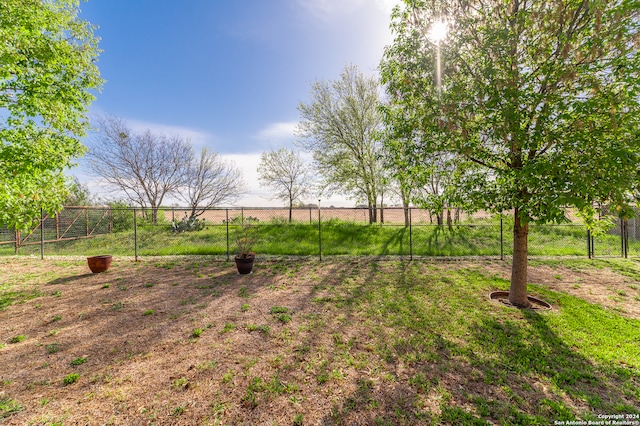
[489, 291, 551, 310]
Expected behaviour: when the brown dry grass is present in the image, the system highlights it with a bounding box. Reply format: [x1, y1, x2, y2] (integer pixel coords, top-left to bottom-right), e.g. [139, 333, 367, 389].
[0, 256, 638, 425]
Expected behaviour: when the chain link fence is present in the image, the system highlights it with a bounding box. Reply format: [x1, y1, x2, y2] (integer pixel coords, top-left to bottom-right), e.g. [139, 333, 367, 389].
[0, 206, 635, 260]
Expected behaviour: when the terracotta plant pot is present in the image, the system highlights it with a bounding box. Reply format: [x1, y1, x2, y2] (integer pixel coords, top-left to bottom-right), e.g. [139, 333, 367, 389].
[87, 255, 113, 273]
[234, 254, 255, 275]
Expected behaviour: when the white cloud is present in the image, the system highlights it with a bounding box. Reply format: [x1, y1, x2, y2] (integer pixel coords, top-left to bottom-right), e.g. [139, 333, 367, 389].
[255, 121, 298, 145]
[219, 152, 352, 207]
[219, 152, 274, 206]
[296, 0, 364, 20]
[296, 0, 400, 20]
[125, 119, 215, 148]
[373, 0, 402, 14]
[74, 145, 352, 208]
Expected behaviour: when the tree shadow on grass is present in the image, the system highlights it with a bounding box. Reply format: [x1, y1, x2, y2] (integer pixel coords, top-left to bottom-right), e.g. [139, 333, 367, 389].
[320, 263, 640, 425]
[48, 273, 95, 285]
[4, 258, 637, 424]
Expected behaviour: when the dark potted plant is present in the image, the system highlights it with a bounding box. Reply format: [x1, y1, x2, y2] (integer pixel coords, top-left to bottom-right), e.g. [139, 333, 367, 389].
[234, 222, 258, 274]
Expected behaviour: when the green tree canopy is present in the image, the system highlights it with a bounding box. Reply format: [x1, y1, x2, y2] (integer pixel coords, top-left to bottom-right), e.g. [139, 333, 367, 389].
[381, 0, 640, 306]
[297, 65, 386, 223]
[0, 0, 102, 231]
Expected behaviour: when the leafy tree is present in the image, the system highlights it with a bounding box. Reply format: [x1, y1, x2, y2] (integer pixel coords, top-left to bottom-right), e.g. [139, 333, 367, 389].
[257, 148, 314, 222]
[106, 199, 134, 232]
[87, 115, 192, 223]
[0, 0, 102, 231]
[297, 65, 386, 223]
[178, 148, 245, 218]
[64, 176, 92, 206]
[381, 0, 640, 306]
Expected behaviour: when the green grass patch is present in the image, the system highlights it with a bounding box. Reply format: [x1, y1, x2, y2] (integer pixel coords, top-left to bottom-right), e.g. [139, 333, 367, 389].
[8, 335, 26, 344]
[0, 288, 43, 311]
[45, 343, 61, 354]
[0, 397, 22, 419]
[70, 357, 87, 366]
[7, 217, 625, 257]
[63, 373, 79, 385]
[246, 324, 270, 335]
[353, 262, 640, 422]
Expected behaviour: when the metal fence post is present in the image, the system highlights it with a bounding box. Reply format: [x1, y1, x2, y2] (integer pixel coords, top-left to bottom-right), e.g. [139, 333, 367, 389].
[409, 207, 413, 260]
[40, 208, 45, 260]
[500, 216, 504, 261]
[626, 220, 630, 258]
[226, 209, 230, 262]
[134, 208, 138, 262]
[622, 218, 629, 258]
[318, 200, 322, 261]
[621, 219, 625, 258]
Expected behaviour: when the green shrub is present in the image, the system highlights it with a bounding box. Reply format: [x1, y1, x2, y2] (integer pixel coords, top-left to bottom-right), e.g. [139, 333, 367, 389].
[172, 214, 205, 233]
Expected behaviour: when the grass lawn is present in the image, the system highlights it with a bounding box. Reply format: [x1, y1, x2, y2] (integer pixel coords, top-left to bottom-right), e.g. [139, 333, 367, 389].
[0, 256, 638, 424]
[4, 218, 625, 258]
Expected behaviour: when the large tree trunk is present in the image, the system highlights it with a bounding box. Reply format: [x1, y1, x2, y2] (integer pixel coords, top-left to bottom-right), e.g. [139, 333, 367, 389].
[368, 202, 378, 224]
[403, 204, 410, 228]
[509, 209, 531, 307]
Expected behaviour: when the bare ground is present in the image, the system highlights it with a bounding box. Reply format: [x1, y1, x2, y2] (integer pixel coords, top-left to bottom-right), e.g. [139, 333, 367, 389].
[0, 256, 638, 425]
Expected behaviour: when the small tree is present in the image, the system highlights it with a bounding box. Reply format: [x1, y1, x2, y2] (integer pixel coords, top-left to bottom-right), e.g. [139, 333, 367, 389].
[87, 115, 192, 223]
[257, 148, 314, 222]
[0, 0, 102, 231]
[178, 148, 245, 218]
[297, 65, 386, 223]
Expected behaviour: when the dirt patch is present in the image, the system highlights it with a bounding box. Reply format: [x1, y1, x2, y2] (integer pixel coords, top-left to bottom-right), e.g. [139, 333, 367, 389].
[0, 256, 637, 425]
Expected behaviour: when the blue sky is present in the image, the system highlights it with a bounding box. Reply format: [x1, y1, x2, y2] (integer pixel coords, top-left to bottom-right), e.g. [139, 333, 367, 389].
[76, 0, 400, 206]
